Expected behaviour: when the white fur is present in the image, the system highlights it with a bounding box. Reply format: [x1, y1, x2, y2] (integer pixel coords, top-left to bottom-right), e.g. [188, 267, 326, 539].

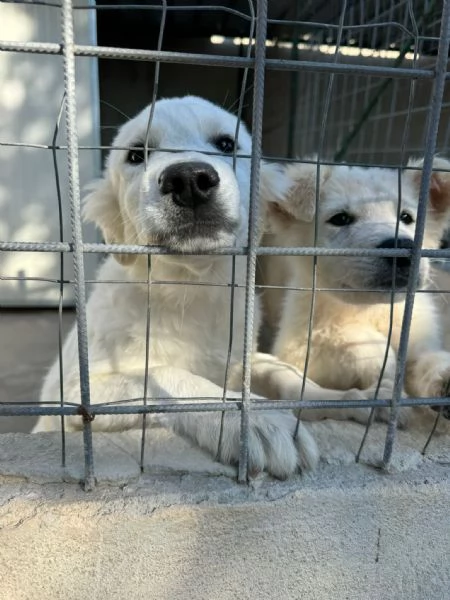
[262, 158, 450, 425]
[31, 96, 371, 478]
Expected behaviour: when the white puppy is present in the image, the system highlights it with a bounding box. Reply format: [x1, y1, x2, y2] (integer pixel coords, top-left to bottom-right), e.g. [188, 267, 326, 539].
[261, 158, 450, 424]
[32, 96, 359, 478]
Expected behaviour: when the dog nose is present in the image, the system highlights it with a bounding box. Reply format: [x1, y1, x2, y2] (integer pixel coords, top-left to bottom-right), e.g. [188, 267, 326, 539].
[159, 161, 220, 208]
[376, 237, 414, 269]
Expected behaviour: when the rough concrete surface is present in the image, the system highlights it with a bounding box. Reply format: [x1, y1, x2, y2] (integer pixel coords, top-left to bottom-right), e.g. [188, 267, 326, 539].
[1, 423, 450, 600]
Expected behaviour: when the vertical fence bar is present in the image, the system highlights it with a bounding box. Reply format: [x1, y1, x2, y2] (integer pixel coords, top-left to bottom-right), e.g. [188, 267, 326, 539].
[357, 1, 420, 462]
[217, 0, 255, 463]
[238, 0, 267, 483]
[51, 93, 67, 468]
[295, 0, 347, 435]
[140, 0, 167, 473]
[382, 0, 450, 469]
[61, 0, 95, 490]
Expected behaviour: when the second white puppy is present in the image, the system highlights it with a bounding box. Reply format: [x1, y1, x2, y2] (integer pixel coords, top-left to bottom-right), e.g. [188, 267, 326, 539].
[261, 158, 450, 424]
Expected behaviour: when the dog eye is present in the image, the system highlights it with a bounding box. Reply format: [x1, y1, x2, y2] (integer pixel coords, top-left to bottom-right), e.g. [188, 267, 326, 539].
[126, 146, 146, 165]
[400, 211, 414, 225]
[213, 135, 236, 154]
[327, 212, 355, 227]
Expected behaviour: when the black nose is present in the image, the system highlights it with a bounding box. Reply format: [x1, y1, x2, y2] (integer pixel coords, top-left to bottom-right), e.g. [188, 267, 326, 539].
[159, 161, 220, 208]
[376, 237, 414, 269]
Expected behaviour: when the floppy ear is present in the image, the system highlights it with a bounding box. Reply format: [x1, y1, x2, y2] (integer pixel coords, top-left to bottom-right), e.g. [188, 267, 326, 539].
[82, 178, 137, 266]
[407, 156, 450, 215]
[264, 160, 331, 223]
[260, 161, 293, 204]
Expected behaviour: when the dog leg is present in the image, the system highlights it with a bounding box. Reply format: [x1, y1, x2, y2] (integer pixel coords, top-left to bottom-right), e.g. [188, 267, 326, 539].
[406, 350, 450, 419]
[35, 365, 319, 477]
[279, 326, 410, 426]
[33, 372, 160, 433]
[328, 329, 410, 427]
[237, 352, 371, 424]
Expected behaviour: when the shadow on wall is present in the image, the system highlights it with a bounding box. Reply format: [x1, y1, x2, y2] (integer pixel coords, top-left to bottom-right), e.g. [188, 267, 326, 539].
[0, 2, 101, 307]
[36, 473, 449, 600]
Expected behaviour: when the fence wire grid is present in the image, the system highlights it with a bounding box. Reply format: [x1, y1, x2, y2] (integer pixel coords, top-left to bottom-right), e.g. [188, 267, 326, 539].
[1, 0, 450, 489]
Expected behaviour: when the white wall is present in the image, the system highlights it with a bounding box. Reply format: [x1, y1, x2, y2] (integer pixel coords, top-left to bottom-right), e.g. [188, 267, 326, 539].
[0, 1, 101, 306]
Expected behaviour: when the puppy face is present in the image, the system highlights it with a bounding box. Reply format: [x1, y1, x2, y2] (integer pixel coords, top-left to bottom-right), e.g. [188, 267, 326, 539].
[267, 158, 450, 303]
[83, 96, 253, 262]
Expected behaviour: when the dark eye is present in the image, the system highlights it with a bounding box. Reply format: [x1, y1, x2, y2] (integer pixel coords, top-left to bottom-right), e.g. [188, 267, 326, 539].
[400, 210, 414, 225]
[327, 212, 355, 227]
[126, 146, 146, 165]
[214, 135, 236, 154]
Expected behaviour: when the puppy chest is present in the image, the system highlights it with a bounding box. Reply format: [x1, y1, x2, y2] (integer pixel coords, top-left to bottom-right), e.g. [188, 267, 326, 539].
[136, 301, 247, 378]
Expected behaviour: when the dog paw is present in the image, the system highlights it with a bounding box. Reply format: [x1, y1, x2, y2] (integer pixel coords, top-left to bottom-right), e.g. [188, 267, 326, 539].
[340, 388, 367, 402]
[362, 383, 411, 429]
[331, 389, 374, 424]
[218, 412, 319, 479]
[371, 406, 411, 429]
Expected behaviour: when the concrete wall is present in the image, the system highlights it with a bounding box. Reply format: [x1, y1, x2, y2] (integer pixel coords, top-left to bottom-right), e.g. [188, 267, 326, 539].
[1, 423, 450, 600]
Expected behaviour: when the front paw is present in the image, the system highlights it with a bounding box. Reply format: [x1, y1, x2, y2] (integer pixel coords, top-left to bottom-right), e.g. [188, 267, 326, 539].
[328, 388, 410, 427]
[362, 383, 411, 429]
[219, 412, 320, 479]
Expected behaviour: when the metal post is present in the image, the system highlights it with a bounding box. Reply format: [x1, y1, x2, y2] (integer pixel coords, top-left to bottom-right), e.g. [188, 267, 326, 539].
[61, 0, 95, 490]
[238, 0, 268, 482]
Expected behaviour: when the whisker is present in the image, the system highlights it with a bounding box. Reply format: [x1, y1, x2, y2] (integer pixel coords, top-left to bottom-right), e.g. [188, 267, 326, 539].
[100, 100, 132, 122]
[222, 90, 230, 110]
[226, 83, 254, 115]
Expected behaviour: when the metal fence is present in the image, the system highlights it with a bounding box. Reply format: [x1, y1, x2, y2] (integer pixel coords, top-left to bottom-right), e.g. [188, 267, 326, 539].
[1, 0, 450, 489]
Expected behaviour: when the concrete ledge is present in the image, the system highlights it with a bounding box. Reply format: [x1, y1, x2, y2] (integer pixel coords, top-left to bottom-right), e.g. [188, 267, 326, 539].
[0, 428, 235, 485]
[1, 420, 450, 599]
[1, 462, 450, 599]
[1, 409, 449, 485]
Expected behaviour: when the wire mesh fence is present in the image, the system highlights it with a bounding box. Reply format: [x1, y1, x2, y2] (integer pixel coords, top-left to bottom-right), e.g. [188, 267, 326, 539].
[1, 0, 450, 489]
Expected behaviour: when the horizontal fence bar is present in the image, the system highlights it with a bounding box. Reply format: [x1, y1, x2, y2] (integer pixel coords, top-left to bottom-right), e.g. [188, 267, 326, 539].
[0, 0, 442, 44]
[0, 242, 72, 252]
[2, 273, 450, 295]
[0, 0, 431, 37]
[1, 396, 448, 417]
[0, 40, 441, 79]
[2, 240, 450, 259]
[2, 142, 450, 175]
[0, 41, 62, 55]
